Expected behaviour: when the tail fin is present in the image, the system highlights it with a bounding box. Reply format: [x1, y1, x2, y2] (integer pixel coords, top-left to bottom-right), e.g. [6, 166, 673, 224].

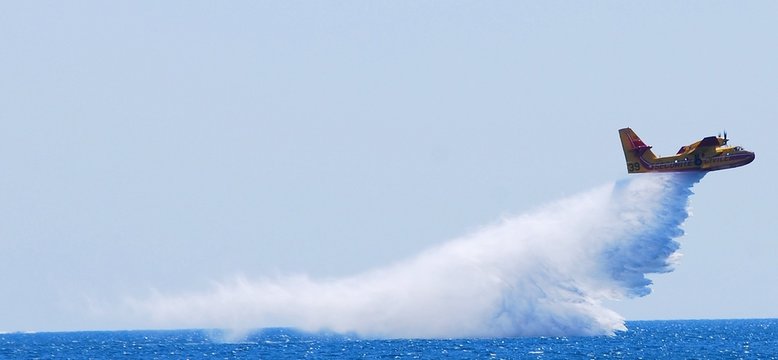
[618, 128, 657, 173]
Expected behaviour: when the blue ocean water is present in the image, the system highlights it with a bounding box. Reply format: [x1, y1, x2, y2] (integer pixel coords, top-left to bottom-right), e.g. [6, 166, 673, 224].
[1, 319, 776, 359]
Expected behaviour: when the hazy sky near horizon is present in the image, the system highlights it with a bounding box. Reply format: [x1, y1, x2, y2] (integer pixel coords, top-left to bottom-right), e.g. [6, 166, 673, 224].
[1, 1, 776, 332]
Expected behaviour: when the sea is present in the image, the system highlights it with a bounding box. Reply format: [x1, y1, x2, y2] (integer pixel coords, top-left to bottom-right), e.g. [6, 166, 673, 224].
[1, 319, 776, 359]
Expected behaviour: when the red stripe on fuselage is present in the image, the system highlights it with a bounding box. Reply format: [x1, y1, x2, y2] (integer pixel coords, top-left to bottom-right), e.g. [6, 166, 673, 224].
[637, 152, 753, 172]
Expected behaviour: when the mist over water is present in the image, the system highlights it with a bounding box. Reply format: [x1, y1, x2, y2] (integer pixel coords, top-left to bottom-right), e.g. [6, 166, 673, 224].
[131, 173, 704, 338]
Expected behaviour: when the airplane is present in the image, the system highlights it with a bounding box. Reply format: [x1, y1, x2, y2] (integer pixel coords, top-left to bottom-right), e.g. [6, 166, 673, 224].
[618, 127, 755, 173]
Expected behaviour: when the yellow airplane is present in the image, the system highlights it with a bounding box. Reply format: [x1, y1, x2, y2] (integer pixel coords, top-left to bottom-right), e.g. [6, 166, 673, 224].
[619, 127, 755, 173]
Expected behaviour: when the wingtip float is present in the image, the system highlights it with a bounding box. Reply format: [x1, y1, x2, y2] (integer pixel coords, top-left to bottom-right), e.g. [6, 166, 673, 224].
[619, 127, 755, 174]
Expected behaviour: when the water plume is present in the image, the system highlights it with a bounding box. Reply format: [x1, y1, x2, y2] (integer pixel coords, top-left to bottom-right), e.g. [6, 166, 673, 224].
[130, 172, 704, 338]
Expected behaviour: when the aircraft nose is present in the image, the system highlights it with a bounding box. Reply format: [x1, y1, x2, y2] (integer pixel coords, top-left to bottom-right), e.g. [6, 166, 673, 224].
[745, 151, 756, 165]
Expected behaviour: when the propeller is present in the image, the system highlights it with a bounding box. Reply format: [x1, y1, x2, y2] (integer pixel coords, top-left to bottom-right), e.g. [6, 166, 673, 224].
[723, 129, 729, 144]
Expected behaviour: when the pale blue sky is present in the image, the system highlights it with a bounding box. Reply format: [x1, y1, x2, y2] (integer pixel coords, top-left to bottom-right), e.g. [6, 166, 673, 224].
[0, 1, 776, 331]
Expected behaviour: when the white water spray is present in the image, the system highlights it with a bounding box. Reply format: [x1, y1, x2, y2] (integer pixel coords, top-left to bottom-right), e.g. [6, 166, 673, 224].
[131, 173, 704, 338]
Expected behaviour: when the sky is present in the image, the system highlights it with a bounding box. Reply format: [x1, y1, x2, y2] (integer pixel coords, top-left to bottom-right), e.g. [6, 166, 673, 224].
[0, 1, 776, 332]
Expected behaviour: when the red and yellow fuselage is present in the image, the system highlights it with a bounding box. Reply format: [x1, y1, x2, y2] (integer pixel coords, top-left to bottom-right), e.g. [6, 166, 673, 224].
[619, 128, 755, 174]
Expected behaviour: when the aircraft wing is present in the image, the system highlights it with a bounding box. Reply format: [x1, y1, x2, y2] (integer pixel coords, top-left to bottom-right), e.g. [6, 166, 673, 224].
[689, 136, 719, 155]
[698, 136, 719, 147]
